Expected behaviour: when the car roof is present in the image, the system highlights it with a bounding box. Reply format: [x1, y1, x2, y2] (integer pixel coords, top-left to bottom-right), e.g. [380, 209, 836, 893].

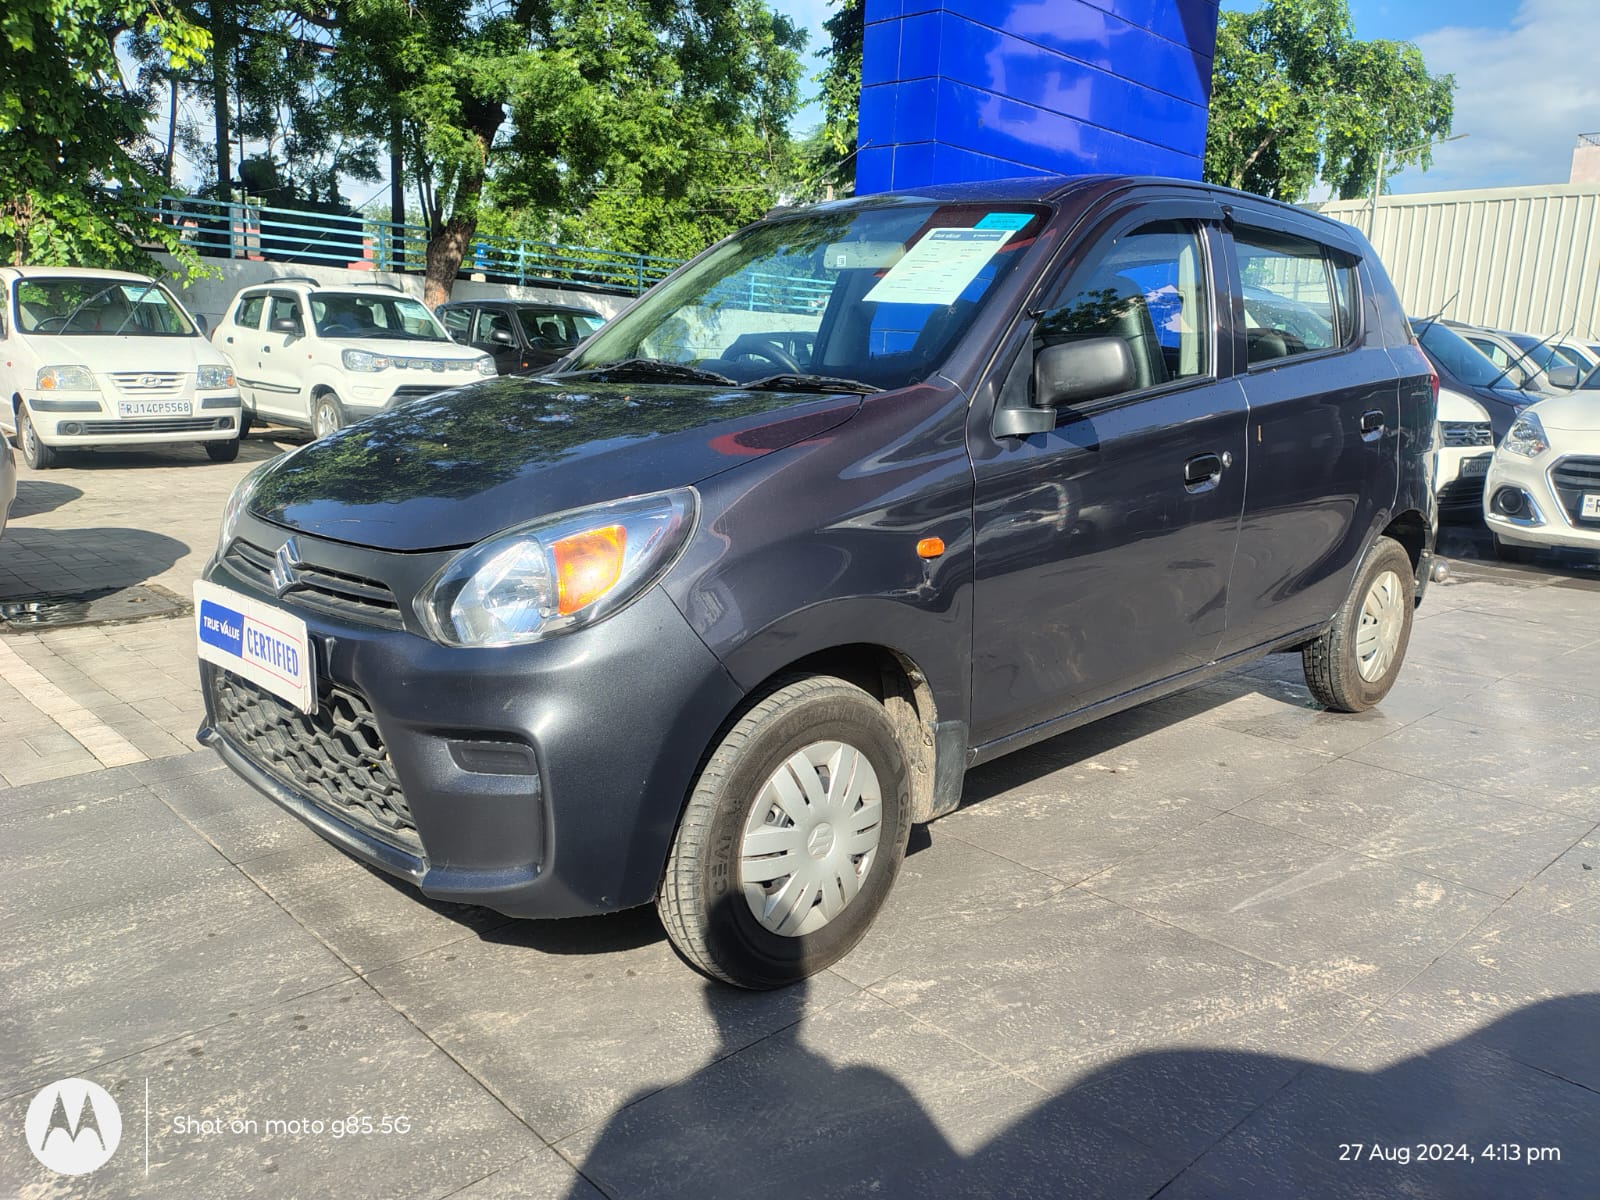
[239, 278, 408, 296]
[1, 265, 159, 283]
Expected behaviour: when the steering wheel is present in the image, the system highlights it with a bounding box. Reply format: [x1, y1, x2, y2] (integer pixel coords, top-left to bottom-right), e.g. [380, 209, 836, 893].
[34, 316, 71, 332]
[725, 336, 801, 373]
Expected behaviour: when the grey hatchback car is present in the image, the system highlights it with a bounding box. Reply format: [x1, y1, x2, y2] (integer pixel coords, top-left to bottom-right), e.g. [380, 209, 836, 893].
[196, 176, 1438, 988]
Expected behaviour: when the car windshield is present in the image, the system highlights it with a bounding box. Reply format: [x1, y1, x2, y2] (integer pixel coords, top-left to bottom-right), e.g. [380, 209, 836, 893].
[517, 308, 602, 346]
[310, 293, 449, 341]
[1503, 334, 1567, 375]
[1413, 320, 1507, 388]
[14, 277, 197, 337]
[560, 202, 1049, 391]
[1553, 344, 1594, 370]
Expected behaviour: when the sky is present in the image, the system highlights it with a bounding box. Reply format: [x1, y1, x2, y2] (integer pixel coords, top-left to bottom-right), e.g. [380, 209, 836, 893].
[770, 0, 1600, 196]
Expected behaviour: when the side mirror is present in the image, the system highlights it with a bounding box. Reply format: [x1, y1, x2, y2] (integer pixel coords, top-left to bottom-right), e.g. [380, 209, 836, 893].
[491, 327, 515, 346]
[270, 316, 301, 336]
[193, 313, 209, 335]
[1547, 363, 1580, 390]
[993, 337, 1136, 437]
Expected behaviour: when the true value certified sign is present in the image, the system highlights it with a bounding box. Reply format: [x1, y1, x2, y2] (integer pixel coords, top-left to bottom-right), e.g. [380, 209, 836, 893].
[193, 580, 316, 713]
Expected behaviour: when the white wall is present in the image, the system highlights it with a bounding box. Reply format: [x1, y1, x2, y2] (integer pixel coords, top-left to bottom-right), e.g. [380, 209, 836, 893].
[155, 254, 634, 332]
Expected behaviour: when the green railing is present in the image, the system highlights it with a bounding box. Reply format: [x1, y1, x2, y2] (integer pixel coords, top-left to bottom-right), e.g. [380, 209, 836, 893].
[146, 196, 684, 296]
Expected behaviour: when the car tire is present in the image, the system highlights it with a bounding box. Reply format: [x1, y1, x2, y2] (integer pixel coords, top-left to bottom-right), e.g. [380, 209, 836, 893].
[238, 409, 253, 439]
[1492, 535, 1531, 563]
[205, 437, 241, 463]
[1302, 536, 1415, 713]
[312, 392, 345, 439]
[657, 674, 912, 990]
[17, 406, 58, 470]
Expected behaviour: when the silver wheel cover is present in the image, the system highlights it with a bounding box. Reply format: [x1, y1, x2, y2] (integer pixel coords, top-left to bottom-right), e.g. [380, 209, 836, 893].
[1355, 568, 1404, 683]
[739, 740, 883, 937]
[315, 400, 338, 437]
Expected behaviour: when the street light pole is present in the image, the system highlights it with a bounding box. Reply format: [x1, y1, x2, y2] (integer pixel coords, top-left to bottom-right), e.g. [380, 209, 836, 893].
[1368, 132, 1469, 238]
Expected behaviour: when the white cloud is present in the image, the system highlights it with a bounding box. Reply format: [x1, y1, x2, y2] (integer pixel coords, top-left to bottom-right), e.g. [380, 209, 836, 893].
[1401, 0, 1600, 193]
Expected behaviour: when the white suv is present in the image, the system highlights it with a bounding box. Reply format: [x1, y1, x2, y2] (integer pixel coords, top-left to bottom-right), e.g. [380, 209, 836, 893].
[1, 266, 243, 469]
[211, 280, 494, 438]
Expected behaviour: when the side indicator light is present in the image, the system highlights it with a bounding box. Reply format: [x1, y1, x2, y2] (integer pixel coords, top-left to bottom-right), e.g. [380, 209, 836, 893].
[916, 537, 945, 559]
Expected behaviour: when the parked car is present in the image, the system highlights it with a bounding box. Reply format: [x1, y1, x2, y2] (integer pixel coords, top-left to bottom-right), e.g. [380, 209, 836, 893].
[435, 300, 604, 374]
[211, 279, 494, 438]
[1550, 341, 1595, 373]
[1449, 321, 1577, 396]
[0, 435, 15, 536]
[1497, 329, 1584, 390]
[0, 266, 243, 469]
[1411, 317, 1529, 441]
[195, 176, 1436, 989]
[1484, 367, 1600, 560]
[1434, 387, 1494, 517]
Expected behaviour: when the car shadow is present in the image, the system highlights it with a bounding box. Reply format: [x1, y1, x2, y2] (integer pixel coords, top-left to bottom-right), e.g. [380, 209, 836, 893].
[0, 526, 189, 601]
[7, 479, 82, 518]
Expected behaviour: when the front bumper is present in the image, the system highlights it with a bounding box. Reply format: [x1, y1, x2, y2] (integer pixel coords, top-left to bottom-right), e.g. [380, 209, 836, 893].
[1485, 449, 1600, 553]
[197, 520, 743, 918]
[25, 391, 241, 444]
[1435, 446, 1492, 513]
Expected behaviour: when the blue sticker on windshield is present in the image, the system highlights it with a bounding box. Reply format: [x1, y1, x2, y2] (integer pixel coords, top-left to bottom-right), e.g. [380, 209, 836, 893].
[975, 213, 1033, 232]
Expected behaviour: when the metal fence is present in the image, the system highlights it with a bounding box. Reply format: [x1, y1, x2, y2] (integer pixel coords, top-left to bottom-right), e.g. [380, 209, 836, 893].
[145, 196, 684, 296]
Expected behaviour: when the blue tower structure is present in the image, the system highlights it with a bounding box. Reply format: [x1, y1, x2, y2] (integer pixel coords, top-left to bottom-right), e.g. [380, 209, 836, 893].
[856, 0, 1221, 193]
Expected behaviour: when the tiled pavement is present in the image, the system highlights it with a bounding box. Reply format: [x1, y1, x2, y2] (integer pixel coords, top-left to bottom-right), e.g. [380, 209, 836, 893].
[4, 446, 1600, 1198]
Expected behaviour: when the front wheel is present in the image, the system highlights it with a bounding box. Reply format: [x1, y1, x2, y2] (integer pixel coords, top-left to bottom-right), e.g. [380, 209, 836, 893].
[312, 392, 345, 439]
[657, 675, 912, 989]
[1302, 536, 1415, 712]
[205, 437, 240, 462]
[18, 406, 58, 470]
[1492, 535, 1532, 563]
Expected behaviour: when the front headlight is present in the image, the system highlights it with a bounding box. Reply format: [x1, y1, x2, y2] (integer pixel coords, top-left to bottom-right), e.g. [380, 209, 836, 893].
[197, 364, 235, 390]
[417, 488, 697, 647]
[1502, 413, 1549, 458]
[342, 349, 390, 372]
[37, 365, 97, 391]
[474, 355, 495, 376]
[215, 463, 270, 556]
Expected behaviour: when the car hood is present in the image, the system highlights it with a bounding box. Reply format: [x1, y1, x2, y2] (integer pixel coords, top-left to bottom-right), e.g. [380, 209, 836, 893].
[1525, 390, 1600, 433]
[249, 377, 864, 551]
[1436, 387, 1489, 423]
[36, 335, 228, 371]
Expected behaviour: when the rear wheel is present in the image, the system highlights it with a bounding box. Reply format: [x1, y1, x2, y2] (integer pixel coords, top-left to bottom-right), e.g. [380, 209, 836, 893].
[312, 392, 345, 439]
[1302, 536, 1415, 713]
[205, 437, 240, 462]
[657, 675, 912, 989]
[17, 407, 58, 470]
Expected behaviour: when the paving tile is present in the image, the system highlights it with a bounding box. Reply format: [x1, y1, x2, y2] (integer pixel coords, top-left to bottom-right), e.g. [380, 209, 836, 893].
[364, 915, 859, 1142]
[866, 889, 1370, 1163]
[1080, 814, 1501, 1005]
[448, 1149, 606, 1200]
[1237, 759, 1593, 898]
[1400, 606, 1577, 673]
[0, 979, 542, 1200]
[0, 762, 144, 812]
[146, 760, 325, 865]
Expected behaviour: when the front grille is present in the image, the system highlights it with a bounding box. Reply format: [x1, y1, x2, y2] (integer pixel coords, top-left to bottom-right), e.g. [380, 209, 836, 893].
[224, 538, 404, 630]
[388, 384, 450, 405]
[1437, 476, 1486, 509]
[210, 670, 420, 852]
[78, 417, 221, 434]
[1441, 420, 1492, 447]
[109, 370, 186, 395]
[1551, 456, 1600, 524]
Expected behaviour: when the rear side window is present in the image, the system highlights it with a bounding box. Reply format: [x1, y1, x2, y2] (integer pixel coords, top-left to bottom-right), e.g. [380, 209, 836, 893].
[1038, 220, 1212, 394]
[235, 294, 266, 329]
[1234, 229, 1348, 364]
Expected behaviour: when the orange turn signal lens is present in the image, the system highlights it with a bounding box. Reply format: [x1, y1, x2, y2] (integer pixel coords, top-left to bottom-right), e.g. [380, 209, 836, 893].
[916, 536, 945, 559]
[551, 525, 626, 615]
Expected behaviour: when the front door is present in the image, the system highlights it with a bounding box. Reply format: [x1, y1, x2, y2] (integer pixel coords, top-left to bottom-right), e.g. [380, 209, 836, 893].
[471, 306, 520, 374]
[968, 206, 1248, 747]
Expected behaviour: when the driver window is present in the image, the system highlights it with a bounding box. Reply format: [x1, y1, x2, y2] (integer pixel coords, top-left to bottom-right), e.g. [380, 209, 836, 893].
[1039, 221, 1211, 395]
[474, 308, 514, 344]
[268, 296, 302, 331]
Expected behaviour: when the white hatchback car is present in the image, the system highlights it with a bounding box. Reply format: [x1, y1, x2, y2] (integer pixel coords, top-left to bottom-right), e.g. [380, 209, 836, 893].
[1483, 377, 1600, 560]
[0, 266, 243, 469]
[1434, 386, 1494, 518]
[211, 279, 493, 438]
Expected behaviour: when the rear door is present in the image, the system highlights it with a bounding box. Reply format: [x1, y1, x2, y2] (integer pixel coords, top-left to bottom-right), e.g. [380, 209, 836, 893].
[968, 199, 1249, 746]
[255, 294, 310, 422]
[221, 292, 267, 411]
[1216, 217, 1399, 654]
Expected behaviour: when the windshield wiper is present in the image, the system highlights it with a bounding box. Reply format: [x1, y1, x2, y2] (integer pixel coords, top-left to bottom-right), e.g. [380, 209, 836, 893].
[1486, 328, 1563, 394]
[743, 373, 880, 395]
[557, 358, 737, 386]
[108, 280, 159, 337]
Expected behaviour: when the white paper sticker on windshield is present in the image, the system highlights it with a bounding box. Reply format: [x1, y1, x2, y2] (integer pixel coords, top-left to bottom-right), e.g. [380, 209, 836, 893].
[862, 227, 1014, 307]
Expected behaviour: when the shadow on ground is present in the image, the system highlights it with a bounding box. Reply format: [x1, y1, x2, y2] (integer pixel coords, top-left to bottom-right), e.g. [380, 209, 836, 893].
[7, 480, 82, 518]
[0, 527, 189, 600]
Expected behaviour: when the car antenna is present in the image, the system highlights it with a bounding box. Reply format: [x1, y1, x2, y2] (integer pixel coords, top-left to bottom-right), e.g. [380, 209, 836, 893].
[1412, 290, 1458, 340]
[1485, 327, 1563, 394]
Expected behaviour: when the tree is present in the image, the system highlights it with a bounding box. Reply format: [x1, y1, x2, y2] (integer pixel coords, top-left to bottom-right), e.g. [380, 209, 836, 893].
[1, 0, 208, 267]
[331, 0, 805, 306]
[1204, 0, 1454, 202]
[811, 0, 861, 197]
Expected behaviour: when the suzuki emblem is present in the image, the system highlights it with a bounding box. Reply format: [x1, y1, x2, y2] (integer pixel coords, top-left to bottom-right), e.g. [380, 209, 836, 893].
[271, 537, 304, 596]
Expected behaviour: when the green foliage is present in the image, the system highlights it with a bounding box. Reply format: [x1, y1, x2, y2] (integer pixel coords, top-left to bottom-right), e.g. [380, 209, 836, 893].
[1204, 0, 1454, 202]
[0, 0, 210, 269]
[811, 0, 861, 195]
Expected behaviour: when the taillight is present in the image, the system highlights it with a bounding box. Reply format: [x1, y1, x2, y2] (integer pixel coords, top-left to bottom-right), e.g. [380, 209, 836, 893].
[1429, 371, 1440, 406]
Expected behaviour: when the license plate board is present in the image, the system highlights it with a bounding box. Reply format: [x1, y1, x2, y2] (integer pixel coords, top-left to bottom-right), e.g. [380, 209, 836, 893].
[1461, 455, 1490, 478]
[194, 581, 315, 713]
[118, 400, 192, 417]
[1583, 494, 1600, 520]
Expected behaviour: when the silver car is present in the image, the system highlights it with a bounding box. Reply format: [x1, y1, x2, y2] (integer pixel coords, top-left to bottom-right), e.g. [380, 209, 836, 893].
[1448, 320, 1580, 395]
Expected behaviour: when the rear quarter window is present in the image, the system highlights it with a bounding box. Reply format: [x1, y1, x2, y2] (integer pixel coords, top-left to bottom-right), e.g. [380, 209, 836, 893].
[1234, 228, 1353, 365]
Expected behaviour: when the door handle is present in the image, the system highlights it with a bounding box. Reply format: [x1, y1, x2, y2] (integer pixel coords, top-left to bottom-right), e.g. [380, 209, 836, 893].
[1360, 409, 1386, 437]
[1184, 452, 1224, 491]
[262, 345, 272, 353]
[225, 335, 234, 343]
